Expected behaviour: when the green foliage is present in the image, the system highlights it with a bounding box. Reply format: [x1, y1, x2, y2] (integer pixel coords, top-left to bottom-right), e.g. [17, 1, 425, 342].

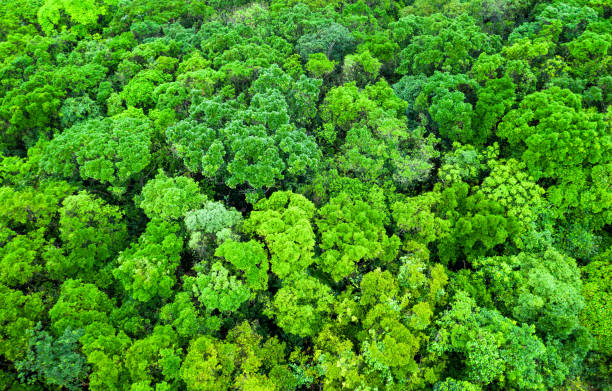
[316, 187, 400, 281]
[413, 72, 481, 145]
[166, 66, 321, 199]
[320, 80, 408, 144]
[38, 0, 116, 36]
[48, 191, 127, 284]
[0, 229, 46, 287]
[121, 69, 170, 109]
[16, 324, 88, 391]
[214, 240, 269, 292]
[357, 269, 424, 383]
[431, 291, 567, 390]
[49, 279, 114, 335]
[434, 378, 481, 391]
[436, 181, 520, 265]
[305, 53, 336, 78]
[113, 219, 183, 302]
[392, 192, 449, 248]
[189, 261, 251, 313]
[81, 324, 131, 391]
[0, 1, 609, 389]
[472, 76, 516, 143]
[580, 260, 611, 354]
[59, 96, 101, 129]
[342, 50, 382, 86]
[41, 115, 152, 194]
[250, 64, 322, 127]
[498, 87, 611, 228]
[395, 14, 500, 76]
[138, 171, 206, 220]
[0, 75, 65, 151]
[184, 201, 242, 257]
[270, 274, 334, 337]
[0, 180, 73, 231]
[580, 258, 612, 387]
[159, 292, 210, 340]
[244, 191, 316, 278]
[478, 158, 545, 235]
[187, 240, 269, 313]
[474, 249, 585, 339]
[124, 325, 181, 388]
[180, 322, 292, 391]
[0, 284, 44, 361]
[296, 23, 356, 62]
[498, 87, 606, 178]
[313, 255, 448, 390]
[437, 143, 486, 185]
[319, 79, 440, 189]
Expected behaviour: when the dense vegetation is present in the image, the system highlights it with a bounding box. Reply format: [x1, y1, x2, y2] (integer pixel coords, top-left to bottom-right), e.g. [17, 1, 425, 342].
[0, 0, 610, 390]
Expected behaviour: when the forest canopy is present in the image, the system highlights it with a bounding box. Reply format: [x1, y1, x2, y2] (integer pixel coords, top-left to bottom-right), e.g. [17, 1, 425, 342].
[0, 0, 610, 390]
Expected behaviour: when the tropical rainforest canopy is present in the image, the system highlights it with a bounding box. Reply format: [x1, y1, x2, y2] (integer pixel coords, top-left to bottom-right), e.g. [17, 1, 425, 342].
[0, 0, 610, 390]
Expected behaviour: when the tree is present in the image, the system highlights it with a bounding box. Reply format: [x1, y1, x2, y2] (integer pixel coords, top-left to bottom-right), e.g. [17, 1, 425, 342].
[0, 75, 65, 152]
[395, 14, 500, 76]
[166, 70, 321, 201]
[184, 201, 242, 258]
[471, 76, 516, 143]
[16, 324, 88, 391]
[180, 322, 292, 391]
[392, 192, 449, 250]
[296, 23, 356, 62]
[436, 181, 520, 266]
[37, 0, 117, 36]
[498, 87, 607, 178]
[313, 257, 448, 390]
[497, 87, 611, 228]
[186, 240, 268, 313]
[159, 292, 211, 341]
[319, 80, 407, 145]
[580, 259, 612, 386]
[0, 284, 44, 361]
[478, 158, 545, 237]
[244, 191, 316, 279]
[0, 230, 47, 287]
[47, 192, 127, 285]
[320, 80, 438, 189]
[342, 50, 382, 87]
[214, 240, 269, 292]
[250, 64, 322, 128]
[269, 274, 334, 337]
[358, 269, 426, 385]
[59, 96, 101, 129]
[50, 280, 131, 391]
[434, 378, 481, 391]
[305, 53, 336, 79]
[124, 325, 181, 389]
[49, 279, 114, 335]
[436, 143, 486, 186]
[0, 181, 74, 232]
[474, 249, 585, 339]
[40, 115, 152, 194]
[316, 187, 400, 281]
[121, 69, 170, 109]
[413, 72, 481, 145]
[138, 171, 205, 220]
[80, 324, 131, 391]
[188, 261, 250, 314]
[430, 291, 568, 390]
[113, 219, 183, 302]
[180, 336, 234, 391]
